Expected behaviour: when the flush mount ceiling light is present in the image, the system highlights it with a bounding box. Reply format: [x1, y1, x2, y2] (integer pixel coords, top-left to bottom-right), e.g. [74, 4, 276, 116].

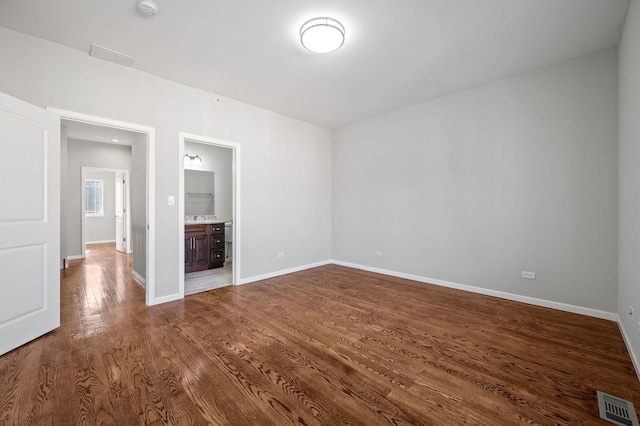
[300, 17, 345, 53]
[137, 0, 159, 16]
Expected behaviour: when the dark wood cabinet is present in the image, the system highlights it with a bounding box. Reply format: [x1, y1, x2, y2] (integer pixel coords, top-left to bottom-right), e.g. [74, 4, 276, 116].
[185, 223, 225, 273]
[209, 224, 225, 269]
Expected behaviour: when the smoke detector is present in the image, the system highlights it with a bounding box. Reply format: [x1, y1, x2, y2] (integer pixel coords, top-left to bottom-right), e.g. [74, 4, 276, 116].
[137, 0, 159, 16]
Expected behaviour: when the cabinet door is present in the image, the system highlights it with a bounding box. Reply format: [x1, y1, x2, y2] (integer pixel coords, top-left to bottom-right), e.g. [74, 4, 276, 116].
[185, 224, 210, 273]
[192, 234, 209, 267]
[185, 237, 194, 267]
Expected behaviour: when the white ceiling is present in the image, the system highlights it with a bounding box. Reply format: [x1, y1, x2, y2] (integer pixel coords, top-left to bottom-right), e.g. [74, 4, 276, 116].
[0, 0, 630, 128]
[64, 119, 140, 146]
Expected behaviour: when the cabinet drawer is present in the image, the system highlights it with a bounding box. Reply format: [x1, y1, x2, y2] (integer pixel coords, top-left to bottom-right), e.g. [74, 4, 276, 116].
[210, 249, 224, 263]
[185, 224, 208, 234]
[210, 234, 224, 249]
[211, 224, 224, 235]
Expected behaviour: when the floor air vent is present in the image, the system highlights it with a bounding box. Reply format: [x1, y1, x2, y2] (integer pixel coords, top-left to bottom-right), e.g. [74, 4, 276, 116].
[597, 391, 639, 426]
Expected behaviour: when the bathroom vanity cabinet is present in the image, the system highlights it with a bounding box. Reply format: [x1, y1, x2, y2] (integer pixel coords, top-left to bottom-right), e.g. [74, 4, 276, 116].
[185, 223, 225, 273]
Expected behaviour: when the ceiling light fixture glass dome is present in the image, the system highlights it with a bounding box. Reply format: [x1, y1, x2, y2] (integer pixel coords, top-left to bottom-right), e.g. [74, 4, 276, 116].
[300, 17, 345, 54]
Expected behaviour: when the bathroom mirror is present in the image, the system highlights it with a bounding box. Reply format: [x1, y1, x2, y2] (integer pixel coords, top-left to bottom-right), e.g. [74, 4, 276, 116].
[185, 170, 215, 215]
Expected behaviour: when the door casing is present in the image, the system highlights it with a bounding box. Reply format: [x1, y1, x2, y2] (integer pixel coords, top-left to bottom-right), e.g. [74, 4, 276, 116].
[178, 132, 241, 298]
[49, 108, 160, 306]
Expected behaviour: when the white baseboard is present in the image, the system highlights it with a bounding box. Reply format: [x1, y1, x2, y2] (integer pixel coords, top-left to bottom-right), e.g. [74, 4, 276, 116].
[140, 258, 637, 374]
[67, 255, 84, 260]
[158, 257, 634, 373]
[238, 259, 617, 321]
[132, 270, 146, 287]
[331, 260, 618, 321]
[239, 260, 332, 286]
[148, 293, 182, 306]
[86, 239, 116, 244]
[617, 318, 640, 381]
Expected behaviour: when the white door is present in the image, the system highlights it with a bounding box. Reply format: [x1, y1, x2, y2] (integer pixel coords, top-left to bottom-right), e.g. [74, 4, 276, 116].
[0, 92, 60, 356]
[115, 171, 125, 253]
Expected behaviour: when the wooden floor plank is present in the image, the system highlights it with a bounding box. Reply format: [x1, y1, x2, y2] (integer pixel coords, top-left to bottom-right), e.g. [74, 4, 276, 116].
[0, 242, 639, 425]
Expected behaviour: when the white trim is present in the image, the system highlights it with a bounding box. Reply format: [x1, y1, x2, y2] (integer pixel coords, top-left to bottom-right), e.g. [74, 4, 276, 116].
[150, 293, 183, 305]
[132, 270, 146, 286]
[239, 260, 332, 285]
[618, 318, 640, 381]
[180, 247, 621, 323]
[331, 260, 618, 321]
[48, 107, 157, 306]
[67, 255, 84, 260]
[81, 167, 130, 258]
[178, 132, 241, 300]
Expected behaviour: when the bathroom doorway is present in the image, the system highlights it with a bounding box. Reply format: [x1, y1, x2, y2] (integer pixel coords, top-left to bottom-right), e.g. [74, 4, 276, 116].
[178, 132, 241, 297]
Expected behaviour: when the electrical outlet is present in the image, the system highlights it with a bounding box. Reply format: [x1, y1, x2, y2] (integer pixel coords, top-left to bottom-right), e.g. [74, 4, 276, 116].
[522, 271, 536, 280]
[277, 252, 285, 258]
[375, 251, 383, 256]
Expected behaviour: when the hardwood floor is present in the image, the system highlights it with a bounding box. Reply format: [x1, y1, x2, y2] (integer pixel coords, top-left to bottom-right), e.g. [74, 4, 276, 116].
[1, 243, 639, 425]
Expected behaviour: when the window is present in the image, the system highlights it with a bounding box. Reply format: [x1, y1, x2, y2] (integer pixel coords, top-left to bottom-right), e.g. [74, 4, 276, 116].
[85, 179, 104, 217]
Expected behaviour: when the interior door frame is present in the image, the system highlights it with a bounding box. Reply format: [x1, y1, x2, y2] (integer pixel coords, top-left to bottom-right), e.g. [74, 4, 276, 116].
[80, 167, 131, 255]
[178, 132, 241, 297]
[48, 107, 158, 306]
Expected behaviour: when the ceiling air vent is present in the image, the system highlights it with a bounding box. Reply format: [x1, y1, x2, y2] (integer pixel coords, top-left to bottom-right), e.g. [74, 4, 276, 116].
[89, 44, 135, 67]
[597, 391, 639, 426]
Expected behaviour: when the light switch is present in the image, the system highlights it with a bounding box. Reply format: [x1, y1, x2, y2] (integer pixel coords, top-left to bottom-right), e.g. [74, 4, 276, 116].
[168, 196, 175, 205]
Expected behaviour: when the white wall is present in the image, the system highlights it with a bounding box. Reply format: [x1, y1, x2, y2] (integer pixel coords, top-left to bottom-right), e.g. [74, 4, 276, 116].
[130, 133, 147, 282]
[0, 26, 332, 299]
[66, 139, 131, 256]
[333, 47, 619, 314]
[2, 22, 624, 332]
[84, 170, 116, 244]
[184, 141, 232, 220]
[618, 0, 640, 372]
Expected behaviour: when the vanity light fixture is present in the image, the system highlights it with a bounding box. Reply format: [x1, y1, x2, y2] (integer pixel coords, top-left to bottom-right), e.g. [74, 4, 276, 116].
[111, 138, 120, 142]
[300, 17, 345, 53]
[184, 153, 202, 163]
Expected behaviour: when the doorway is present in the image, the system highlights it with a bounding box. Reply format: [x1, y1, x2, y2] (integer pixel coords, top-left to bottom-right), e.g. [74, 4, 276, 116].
[178, 132, 241, 297]
[80, 167, 131, 258]
[50, 107, 158, 306]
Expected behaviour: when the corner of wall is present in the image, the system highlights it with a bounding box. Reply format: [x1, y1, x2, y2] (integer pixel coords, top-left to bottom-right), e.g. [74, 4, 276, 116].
[618, 0, 640, 384]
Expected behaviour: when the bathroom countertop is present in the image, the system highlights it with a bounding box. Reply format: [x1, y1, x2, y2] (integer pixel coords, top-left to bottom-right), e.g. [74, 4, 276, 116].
[185, 215, 232, 225]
